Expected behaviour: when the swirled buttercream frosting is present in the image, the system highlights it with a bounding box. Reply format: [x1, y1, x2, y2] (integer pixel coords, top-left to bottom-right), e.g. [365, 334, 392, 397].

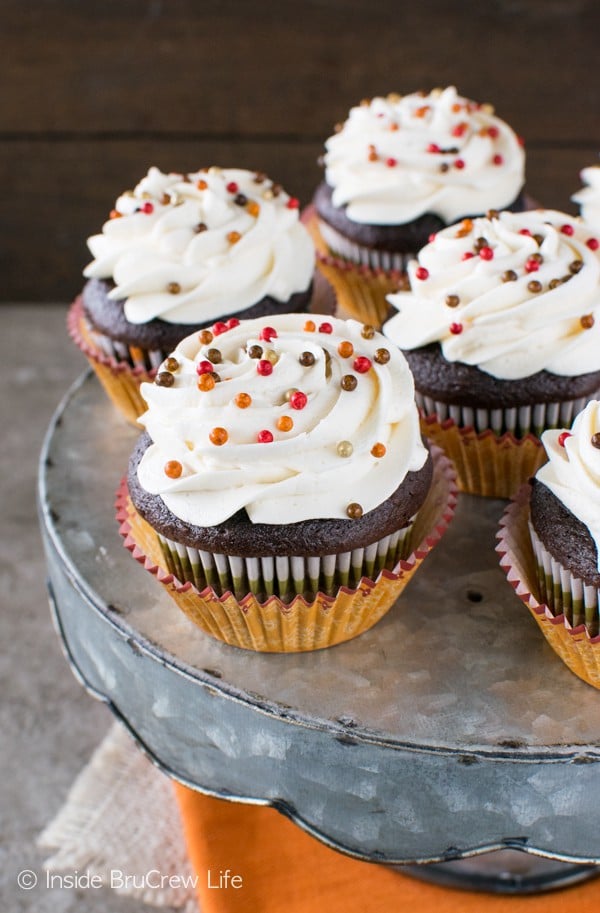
[573, 165, 600, 234]
[384, 210, 600, 380]
[136, 314, 428, 526]
[536, 400, 600, 570]
[322, 86, 525, 225]
[84, 167, 314, 325]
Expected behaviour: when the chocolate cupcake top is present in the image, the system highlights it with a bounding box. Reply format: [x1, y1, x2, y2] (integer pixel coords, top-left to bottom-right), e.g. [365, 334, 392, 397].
[535, 400, 600, 571]
[384, 209, 600, 380]
[573, 165, 600, 234]
[83, 167, 314, 326]
[136, 314, 428, 527]
[321, 87, 525, 226]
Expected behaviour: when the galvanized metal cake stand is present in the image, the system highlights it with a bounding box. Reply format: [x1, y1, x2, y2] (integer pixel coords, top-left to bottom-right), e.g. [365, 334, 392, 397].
[39, 371, 600, 895]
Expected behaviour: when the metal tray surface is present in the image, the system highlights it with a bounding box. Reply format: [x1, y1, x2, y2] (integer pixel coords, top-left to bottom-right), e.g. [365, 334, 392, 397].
[39, 371, 600, 866]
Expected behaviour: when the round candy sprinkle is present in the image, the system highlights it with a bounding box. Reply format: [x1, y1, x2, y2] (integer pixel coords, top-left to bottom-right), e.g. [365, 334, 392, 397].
[248, 344, 263, 359]
[234, 193, 247, 207]
[445, 294, 460, 308]
[587, 238, 599, 251]
[487, 126, 499, 138]
[428, 232, 437, 242]
[361, 324, 375, 339]
[519, 228, 531, 236]
[164, 460, 182, 479]
[257, 359, 273, 376]
[569, 260, 583, 274]
[277, 416, 293, 432]
[109, 209, 121, 219]
[371, 442, 386, 458]
[374, 348, 390, 364]
[525, 258, 540, 273]
[319, 322, 333, 333]
[451, 122, 467, 137]
[386, 157, 397, 168]
[341, 375, 357, 391]
[492, 154, 504, 166]
[209, 427, 228, 446]
[206, 348, 222, 364]
[527, 280, 542, 293]
[259, 326, 278, 342]
[353, 356, 372, 373]
[558, 432, 572, 448]
[197, 374, 216, 391]
[196, 179, 208, 190]
[286, 197, 300, 209]
[346, 502, 363, 520]
[337, 441, 353, 458]
[549, 278, 563, 289]
[530, 252, 543, 263]
[338, 341, 354, 358]
[226, 317, 240, 329]
[289, 390, 307, 410]
[502, 270, 518, 283]
[226, 181, 238, 193]
[487, 209, 500, 219]
[284, 388, 298, 402]
[246, 201, 260, 217]
[427, 143, 440, 153]
[209, 371, 221, 384]
[454, 158, 465, 170]
[264, 349, 279, 365]
[449, 322, 463, 335]
[155, 371, 175, 387]
[167, 281, 181, 294]
[591, 433, 600, 449]
[227, 230, 241, 244]
[164, 357, 179, 372]
[212, 321, 228, 335]
[257, 430, 274, 443]
[235, 392, 252, 408]
[462, 252, 475, 260]
[299, 351, 315, 367]
[581, 314, 595, 329]
[199, 330, 213, 344]
[196, 360, 214, 375]
[560, 224, 574, 236]
[533, 233, 544, 246]
[304, 320, 316, 332]
[141, 202, 154, 214]
[415, 266, 429, 280]
[479, 246, 494, 260]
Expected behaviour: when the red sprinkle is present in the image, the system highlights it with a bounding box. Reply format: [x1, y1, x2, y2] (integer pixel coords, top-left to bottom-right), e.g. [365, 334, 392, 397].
[226, 317, 240, 329]
[525, 258, 540, 273]
[587, 237, 599, 250]
[449, 322, 463, 335]
[213, 321, 228, 335]
[454, 158, 465, 170]
[462, 252, 475, 260]
[319, 322, 333, 334]
[558, 431, 572, 448]
[560, 224, 575, 236]
[353, 356, 372, 373]
[415, 266, 429, 280]
[386, 157, 398, 167]
[289, 390, 308, 410]
[196, 360, 214, 375]
[479, 246, 494, 260]
[141, 202, 154, 214]
[451, 122, 467, 137]
[427, 143, 440, 153]
[518, 135, 525, 147]
[257, 430, 274, 443]
[428, 233, 437, 243]
[487, 126, 499, 139]
[519, 228, 532, 236]
[259, 326, 278, 342]
[257, 359, 273, 376]
[286, 197, 300, 209]
[226, 181, 239, 193]
[493, 154, 504, 166]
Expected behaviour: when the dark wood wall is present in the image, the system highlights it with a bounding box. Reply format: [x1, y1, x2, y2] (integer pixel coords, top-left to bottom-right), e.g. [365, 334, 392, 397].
[2, 0, 599, 301]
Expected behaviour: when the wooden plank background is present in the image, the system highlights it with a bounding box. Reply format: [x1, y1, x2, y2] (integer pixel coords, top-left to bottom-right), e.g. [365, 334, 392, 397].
[1, 0, 599, 301]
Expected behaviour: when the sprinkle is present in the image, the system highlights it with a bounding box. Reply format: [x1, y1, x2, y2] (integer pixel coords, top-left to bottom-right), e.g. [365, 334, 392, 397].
[455, 219, 473, 238]
[487, 209, 500, 219]
[580, 314, 595, 329]
[338, 341, 354, 358]
[319, 322, 333, 334]
[533, 233, 544, 246]
[525, 258, 540, 273]
[427, 143, 441, 154]
[277, 416, 293, 432]
[226, 317, 240, 329]
[502, 270, 518, 282]
[527, 280, 542, 293]
[304, 320, 316, 332]
[341, 375, 357, 391]
[155, 371, 175, 387]
[353, 356, 372, 374]
[235, 392, 252, 408]
[519, 228, 532, 236]
[165, 357, 179, 373]
[428, 233, 437, 243]
[415, 266, 429, 280]
[197, 374, 216, 391]
[487, 126, 500, 139]
[479, 246, 494, 260]
[257, 430, 274, 444]
[234, 193, 248, 207]
[109, 209, 122, 219]
[299, 351, 315, 367]
[549, 278, 563, 289]
[213, 321, 228, 335]
[262, 189, 274, 200]
[462, 252, 475, 260]
[451, 122, 468, 137]
[227, 230, 241, 244]
[445, 294, 460, 308]
[199, 330, 213, 344]
[371, 443, 386, 458]
[560, 224, 574, 236]
[289, 390, 308, 410]
[386, 157, 398, 167]
[259, 326, 278, 342]
[361, 324, 375, 339]
[591, 433, 600, 449]
[164, 461, 182, 479]
[194, 222, 208, 233]
[167, 281, 181, 294]
[253, 172, 267, 184]
[264, 349, 279, 365]
[587, 238, 599, 251]
[206, 348, 222, 364]
[226, 181, 238, 193]
[558, 431, 572, 448]
[415, 105, 430, 118]
[439, 163, 450, 173]
[196, 360, 214, 375]
[337, 441, 354, 458]
[449, 322, 463, 335]
[248, 344, 263, 359]
[284, 388, 298, 402]
[209, 427, 228, 446]
[493, 154, 504, 166]
[569, 260, 583, 274]
[141, 202, 154, 214]
[196, 179, 208, 190]
[454, 158, 465, 170]
[286, 197, 300, 209]
[346, 502, 363, 520]
[257, 359, 273, 376]
[246, 201, 260, 217]
[374, 348, 390, 364]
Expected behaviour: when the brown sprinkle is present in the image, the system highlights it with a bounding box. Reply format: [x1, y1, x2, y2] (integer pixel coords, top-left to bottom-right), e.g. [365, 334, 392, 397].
[502, 270, 518, 283]
[156, 372, 175, 387]
[527, 280, 542, 293]
[167, 281, 181, 294]
[207, 348, 222, 364]
[591, 433, 600, 449]
[193, 222, 208, 233]
[445, 294, 460, 308]
[374, 348, 390, 364]
[199, 329, 213, 345]
[299, 351, 315, 367]
[341, 375, 358, 391]
[530, 252, 543, 263]
[361, 324, 375, 339]
[486, 209, 499, 220]
[164, 357, 179, 373]
[248, 344, 263, 359]
[548, 278, 563, 289]
[346, 502, 364, 520]
[533, 233, 544, 246]
[570, 260, 583, 274]
[580, 314, 595, 329]
[439, 163, 450, 173]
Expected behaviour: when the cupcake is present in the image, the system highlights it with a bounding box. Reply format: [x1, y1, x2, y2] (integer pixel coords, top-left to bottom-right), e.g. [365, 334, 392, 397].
[497, 400, 600, 688]
[69, 166, 315, 425]
[309, 86, 526, 326]
[573, 164, 600, 233]
[118, 313, 456, 652]
[383, 209, 600, 498]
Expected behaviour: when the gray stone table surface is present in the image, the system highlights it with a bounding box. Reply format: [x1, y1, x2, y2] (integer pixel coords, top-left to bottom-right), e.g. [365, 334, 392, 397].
[0, 305, 162, 912]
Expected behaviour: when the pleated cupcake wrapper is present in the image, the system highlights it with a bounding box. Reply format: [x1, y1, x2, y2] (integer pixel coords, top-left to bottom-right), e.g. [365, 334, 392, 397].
[156, 521, 415, 603]
[116, 447, 457, 653]
[303, 209, 407, 328]
[496, 486, 600, 689]
[316, 220, 412, 272]
[68, 297, 155, 427]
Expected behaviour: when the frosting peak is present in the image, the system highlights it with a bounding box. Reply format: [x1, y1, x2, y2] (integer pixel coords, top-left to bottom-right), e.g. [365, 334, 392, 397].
[323, 87, 525, 225]
[384, 209, 600, 380]
[84, 167, 315, 325]
[136, 314, 427, 526]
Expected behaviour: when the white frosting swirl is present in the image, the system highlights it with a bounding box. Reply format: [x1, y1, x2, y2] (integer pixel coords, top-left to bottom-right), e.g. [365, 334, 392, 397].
[323, 86, 525, 225]
[573, 165, 600, 234]
[384, 210, 600, 380]
[84, 167, 314, 325]
[536, 400, 600, 571]
[137, 314, 428, 526]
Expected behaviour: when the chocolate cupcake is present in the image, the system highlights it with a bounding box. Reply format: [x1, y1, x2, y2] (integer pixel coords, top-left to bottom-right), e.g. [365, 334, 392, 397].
[118, 313, 456, 652]
[573, 163, 600, 234]
[384, 208, 600, 497]
[69, 166, 315, 424]
[497, 400, 600, 689]
[309, 86, 526, 325]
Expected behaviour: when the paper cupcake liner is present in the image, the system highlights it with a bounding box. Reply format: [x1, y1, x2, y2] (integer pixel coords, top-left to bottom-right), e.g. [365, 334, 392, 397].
[303, 209, 407, 328]
[316, 220, 412, 272]
[497, 486, 600, 689]
[68, 297, 152, 426]
[116, 447, 457, 653]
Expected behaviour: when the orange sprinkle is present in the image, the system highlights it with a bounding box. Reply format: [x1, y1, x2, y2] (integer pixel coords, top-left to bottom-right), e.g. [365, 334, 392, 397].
[199, 329, 213, 345]
[198, 374, 216, 392]
[209, 427, 228, 446]
[304, 320, 316, 332]
[389, 122, 399, 131]
[415, 105, 430, 118]
[109, 209, 122, 219]
[277, 415, 293, 432]
[227, 231, 241, 244]
[371, 443, 386, 458]
[455, 218, 473, 238]
[246, 201, 260, 217]
[452, 102, 463, 113]
[197, 179, 208, 190]
[337, 341, 354, 358]
[235, 392, 252, 408]
[164, 460, 182, 479]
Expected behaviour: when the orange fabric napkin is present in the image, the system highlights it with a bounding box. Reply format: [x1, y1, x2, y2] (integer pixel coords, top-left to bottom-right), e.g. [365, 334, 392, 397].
[174, 784, 599, 913]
